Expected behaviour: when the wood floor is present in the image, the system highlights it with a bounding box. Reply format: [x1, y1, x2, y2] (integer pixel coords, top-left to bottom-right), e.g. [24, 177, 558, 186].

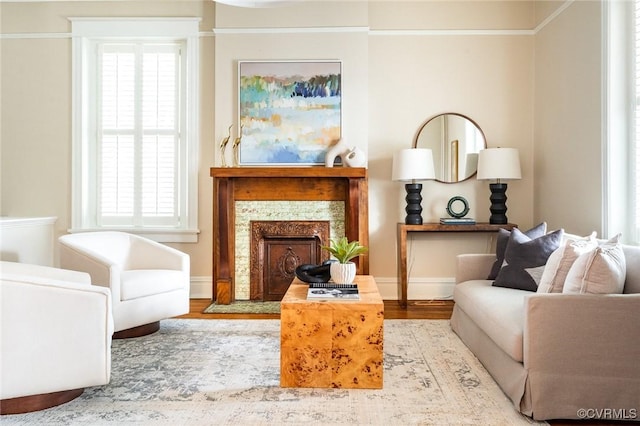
[178, 299, 637, 426]
[178, 299, 455, 320]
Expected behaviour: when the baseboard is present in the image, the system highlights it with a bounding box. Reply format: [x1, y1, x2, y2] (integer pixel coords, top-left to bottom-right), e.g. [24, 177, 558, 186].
[189, 276, 455, 301]
[190, 276, 213, 299]
[374, 276, 455, 300]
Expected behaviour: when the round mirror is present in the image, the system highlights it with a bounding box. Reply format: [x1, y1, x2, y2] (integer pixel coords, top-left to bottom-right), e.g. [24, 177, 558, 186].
[413, 113, 487, 183]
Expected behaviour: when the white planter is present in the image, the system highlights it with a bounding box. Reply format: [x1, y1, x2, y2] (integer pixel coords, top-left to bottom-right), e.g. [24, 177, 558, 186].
[330, 262, 356, 284]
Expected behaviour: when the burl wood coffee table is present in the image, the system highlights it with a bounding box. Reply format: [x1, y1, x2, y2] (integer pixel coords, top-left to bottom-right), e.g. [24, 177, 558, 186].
[280, 275, 384, 389]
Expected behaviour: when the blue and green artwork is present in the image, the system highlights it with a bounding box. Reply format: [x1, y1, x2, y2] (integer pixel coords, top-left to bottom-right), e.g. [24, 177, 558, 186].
[238, 61, 342, 165]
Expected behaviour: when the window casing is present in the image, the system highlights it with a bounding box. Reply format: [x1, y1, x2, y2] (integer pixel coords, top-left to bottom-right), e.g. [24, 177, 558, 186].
[634, 0, 640, 243]
[604, 1, 639, 245]
[71, 18, 199, 242]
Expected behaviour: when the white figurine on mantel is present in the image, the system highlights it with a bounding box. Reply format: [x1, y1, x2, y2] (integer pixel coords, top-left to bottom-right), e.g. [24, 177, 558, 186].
[342, 146, 366, 167]
[324, 139, 367, 168]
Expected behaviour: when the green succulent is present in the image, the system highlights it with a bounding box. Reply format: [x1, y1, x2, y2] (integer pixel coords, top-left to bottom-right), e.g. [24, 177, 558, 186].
[321, 237, 368, 264]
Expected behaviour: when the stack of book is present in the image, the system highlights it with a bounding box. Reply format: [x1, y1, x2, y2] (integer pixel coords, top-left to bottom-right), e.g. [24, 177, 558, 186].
[440, 217, 477, 225]
[307, 283, 360, 300]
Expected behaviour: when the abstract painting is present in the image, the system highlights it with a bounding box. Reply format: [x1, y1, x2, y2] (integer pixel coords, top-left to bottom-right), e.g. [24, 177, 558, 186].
[238, 61, 342, 165]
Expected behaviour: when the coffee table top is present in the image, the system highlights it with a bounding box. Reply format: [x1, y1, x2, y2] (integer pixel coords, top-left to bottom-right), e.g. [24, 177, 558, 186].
[282, 275, 383, 306]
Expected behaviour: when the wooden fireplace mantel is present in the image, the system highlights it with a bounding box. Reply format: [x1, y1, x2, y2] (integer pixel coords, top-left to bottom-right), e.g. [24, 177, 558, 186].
[210, 167, 369, 304]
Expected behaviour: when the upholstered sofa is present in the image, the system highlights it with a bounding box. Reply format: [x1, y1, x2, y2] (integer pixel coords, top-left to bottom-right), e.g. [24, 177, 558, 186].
[451, 237, 640, 421]
[0, 261, 113, 414]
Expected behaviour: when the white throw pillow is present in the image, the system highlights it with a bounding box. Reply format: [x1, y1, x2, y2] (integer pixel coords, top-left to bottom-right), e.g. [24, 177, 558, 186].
[562, 234, 626, 295]
[537, 232, 598, 293]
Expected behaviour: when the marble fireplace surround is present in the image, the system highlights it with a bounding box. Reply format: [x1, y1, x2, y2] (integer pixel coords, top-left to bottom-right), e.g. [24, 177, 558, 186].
[210, 167, 369, 304]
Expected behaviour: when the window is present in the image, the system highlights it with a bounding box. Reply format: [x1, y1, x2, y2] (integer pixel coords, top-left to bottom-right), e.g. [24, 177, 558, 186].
[605, 1, 638, 245]
[71, 18, 199, 242]
[634, 0, 640, 243]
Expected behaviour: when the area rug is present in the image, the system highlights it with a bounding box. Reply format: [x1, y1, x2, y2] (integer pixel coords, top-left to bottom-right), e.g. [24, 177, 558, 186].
[3, 319, 545, 425]
[203, 300, 280, 314]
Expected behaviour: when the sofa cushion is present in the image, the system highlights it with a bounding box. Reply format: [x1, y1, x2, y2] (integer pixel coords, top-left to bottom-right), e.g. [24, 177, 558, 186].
[120, 270, 185, 301]
[454, 279, 529, 362]
[488, 222, 547, 280]
[537, 232, 598, 293]
[493, 228, 564, 292]
[563, 234, 626, 295]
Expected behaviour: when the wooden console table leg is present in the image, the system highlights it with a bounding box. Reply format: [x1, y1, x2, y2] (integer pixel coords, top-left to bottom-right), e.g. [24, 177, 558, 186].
[397, 223, 408, 308]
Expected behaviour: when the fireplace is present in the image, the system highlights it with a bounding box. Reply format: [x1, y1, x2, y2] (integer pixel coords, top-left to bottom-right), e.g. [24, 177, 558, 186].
[250, 220, 330, 301]
[235, 201, 343, 300]
[210, 167, 368, 304]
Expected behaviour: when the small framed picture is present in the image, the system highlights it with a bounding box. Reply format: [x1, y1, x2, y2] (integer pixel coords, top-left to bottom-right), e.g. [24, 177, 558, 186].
[238, 60, 342, 165]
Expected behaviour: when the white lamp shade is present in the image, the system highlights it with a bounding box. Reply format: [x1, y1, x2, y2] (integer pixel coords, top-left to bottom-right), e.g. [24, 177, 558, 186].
[476, 147, 522, 180]
[392, 148, 436, 182]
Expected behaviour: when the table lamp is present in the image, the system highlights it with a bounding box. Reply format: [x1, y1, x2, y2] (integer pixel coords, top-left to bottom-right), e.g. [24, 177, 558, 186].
[392, 148, 436, 225]
[476, 147, 521, 224]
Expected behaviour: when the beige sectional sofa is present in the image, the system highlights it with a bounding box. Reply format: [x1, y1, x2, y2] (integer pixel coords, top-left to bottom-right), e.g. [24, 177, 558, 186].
[451, 240, 640, 421]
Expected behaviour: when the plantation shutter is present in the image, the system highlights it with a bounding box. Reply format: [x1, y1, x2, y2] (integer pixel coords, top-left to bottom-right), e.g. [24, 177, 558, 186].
[97, 43, 182, 227]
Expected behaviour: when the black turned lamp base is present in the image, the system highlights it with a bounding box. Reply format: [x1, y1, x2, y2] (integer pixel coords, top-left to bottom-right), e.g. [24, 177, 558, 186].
[404, 183, 423, 225]
[489, 182, 509, 225]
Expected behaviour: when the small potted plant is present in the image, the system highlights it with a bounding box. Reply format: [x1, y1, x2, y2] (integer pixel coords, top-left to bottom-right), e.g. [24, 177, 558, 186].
[321, 236, 368, 284]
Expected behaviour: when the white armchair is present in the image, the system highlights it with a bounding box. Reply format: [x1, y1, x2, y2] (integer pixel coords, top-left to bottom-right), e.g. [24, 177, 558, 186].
[59, 232, 190, 338]
[0, 261, 113, 414]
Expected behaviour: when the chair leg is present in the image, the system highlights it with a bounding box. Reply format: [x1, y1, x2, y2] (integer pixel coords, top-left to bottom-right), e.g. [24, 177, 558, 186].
[1, 388, 84, 415]
[113, 321, 160, 339]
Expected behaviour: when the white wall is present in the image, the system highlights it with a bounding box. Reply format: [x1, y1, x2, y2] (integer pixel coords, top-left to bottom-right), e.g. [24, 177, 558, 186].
[368, 32, 534, 295]
[0, 0, 215, 282]
[533, 1, 604, 236]
[1, 0, 592, 300]
[211, 1, 537, 299]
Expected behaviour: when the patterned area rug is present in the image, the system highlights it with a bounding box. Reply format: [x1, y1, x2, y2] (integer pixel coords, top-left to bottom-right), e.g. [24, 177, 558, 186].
[3, 319, 545, 425]
[203, 300, 280, 314]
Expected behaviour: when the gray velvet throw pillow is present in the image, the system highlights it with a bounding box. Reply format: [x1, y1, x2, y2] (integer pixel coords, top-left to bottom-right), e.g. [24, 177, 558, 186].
[488, 222, 547, 280]
[492, 227, 564, 292]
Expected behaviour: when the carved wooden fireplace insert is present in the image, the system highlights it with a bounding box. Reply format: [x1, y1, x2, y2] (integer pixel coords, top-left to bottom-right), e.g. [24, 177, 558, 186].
[210, 167, 369, 304]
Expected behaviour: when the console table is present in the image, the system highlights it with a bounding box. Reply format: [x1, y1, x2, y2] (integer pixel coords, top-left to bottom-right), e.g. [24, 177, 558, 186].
[396, 222, 517, 308]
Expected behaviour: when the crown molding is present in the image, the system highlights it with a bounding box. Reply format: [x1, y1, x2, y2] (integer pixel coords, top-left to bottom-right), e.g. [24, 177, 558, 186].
[0, 1, 574, 39]
[212, 26, 369, 35]
[213, 0, 294, 7]
[369, 29, 535, 36]
[533, 0, 575, 34]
